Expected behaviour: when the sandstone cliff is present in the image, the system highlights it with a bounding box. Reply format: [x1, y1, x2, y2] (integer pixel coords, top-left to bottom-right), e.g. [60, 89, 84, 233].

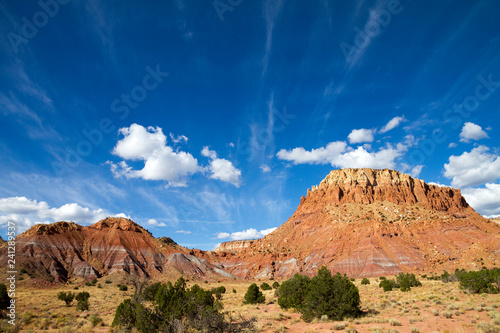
[215, 169, 500, 279]
[214, 240, 255, 253]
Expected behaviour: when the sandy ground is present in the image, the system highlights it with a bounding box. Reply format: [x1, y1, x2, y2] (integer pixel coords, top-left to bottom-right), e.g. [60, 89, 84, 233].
[2, 275, 500, 332]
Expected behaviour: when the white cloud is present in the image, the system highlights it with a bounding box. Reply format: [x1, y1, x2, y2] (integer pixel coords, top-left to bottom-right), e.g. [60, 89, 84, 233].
[216, 227, 277, 240]
[462, 184, 500, 217]
[202, 147, 242, 187]
[448, 142, 458, 148]
[379, 116, 406, 134]
[169, 133, 188, 143]
[277, 141, 404, 170]
[216, 232, 231, 239]
[147, 218, 166, 227]
[459, 122, 489, 143]
[428, 182, 449, 188]
[0, 196, 48, 214]
[276, 141, 347, 165]
[37, 203, 107, 223]
[0, 196, 128, 233]
[110, 124, 200, 187]
[175, 230, 192, 234]
[348, 128, 375, 144]
[444, 146, 500, 188]
[260, 165, 271, 173]
[335, 146, 402, 169]
[410, 165, 424, 178]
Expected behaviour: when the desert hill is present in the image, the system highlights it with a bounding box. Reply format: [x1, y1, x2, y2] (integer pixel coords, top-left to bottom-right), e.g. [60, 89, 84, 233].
[0, 217, 233, 282]
[215, 168, 500, 279]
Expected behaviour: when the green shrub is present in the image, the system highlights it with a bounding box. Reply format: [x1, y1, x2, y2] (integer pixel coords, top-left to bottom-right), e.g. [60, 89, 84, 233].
[20, 268, 28, 274]
[0, 284, 11, 309]
[396, 273, 422, 292]
[277, 273, 311, 310]
[260, 282, 272, 291]
[272, 281, 280, 289]
[232, 288, 237, 293]
[112, 277, 224, 332]
[105, 280, 112, 284]
[379, 279, 395, 292]
[75, 292, 90, 311]
[277, 267, 361, 322]
[57, 292, 75, 307]
[361, 278, 370, 285]
[76, 292, 90, 302]
[211, 286, 226, 294]
[91, 278, 98, 285]
[243, 283, 265, 304]
[456, 268, 500, 294]
[76, 300, 89, 311]
[119, 285, 128, 291]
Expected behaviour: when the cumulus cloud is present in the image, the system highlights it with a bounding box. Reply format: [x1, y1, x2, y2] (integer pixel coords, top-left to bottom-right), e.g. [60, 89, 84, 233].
[38, 203, 107, 223]
[147, 218, 166, 227]
[444, 146, 500, 188]
[462, 184, 500, 217]
[0, 196, 48, 214]
[216, 227, 277, 240]
[348, 128, 375, 144]
[109, 124, 200, 187]
[0, 196, 127, 233]
[277, 141, 403, 170]
[459, 122, 489, 143]
[202, 147, 242, 187]
[379, 116, 406, 134]
[276, 141, 347, 164]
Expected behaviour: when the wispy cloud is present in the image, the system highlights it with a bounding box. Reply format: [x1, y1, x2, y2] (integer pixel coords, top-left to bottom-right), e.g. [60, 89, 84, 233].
[261, 0, 283, 76]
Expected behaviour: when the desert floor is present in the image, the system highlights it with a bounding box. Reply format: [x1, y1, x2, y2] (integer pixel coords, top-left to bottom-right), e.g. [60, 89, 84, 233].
[2, 274, 500, 333]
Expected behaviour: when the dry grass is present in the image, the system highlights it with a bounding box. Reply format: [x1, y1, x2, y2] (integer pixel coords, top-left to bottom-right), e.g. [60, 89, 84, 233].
[2, 275, 500, 332]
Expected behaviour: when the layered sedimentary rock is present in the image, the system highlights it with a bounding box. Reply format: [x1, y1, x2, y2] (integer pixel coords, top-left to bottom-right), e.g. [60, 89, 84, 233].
[215, 169, 500, 279]
[0, 217, 232, 282]
[214, 240, 255, 253]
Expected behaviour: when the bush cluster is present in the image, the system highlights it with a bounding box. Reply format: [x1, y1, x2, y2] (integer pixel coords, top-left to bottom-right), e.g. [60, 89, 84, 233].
[456, 268, 500, 294]
[276, 266, 361, 322]
[112, 277, 225, 332]
[260, 282, 272, 291]
[378, 273, 421, 292]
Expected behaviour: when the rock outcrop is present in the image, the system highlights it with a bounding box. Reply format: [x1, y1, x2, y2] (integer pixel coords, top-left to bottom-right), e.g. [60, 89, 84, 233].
[0, 217, 232, 282]
[215, 169, 500, 279]
[214, 240, 255, 253]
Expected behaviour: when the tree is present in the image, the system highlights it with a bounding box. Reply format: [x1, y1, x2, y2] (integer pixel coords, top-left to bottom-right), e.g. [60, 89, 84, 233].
[277, 267, 361, 322]
[112, 277, 225, 332]
[277, 273, 311, 310]
[57, 292, 75, 307]
[301, 267, 361, 322]
[361, 278, 370, 285]
[243, 283, 265, 304]
[0, 284, 11, 310]
[272, 281, 280, 289]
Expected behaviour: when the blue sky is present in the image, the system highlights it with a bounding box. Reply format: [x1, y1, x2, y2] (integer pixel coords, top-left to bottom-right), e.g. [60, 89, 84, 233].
[0, 0, 499, 250]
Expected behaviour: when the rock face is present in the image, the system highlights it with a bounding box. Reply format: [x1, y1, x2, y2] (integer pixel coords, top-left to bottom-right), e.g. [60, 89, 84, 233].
[215, 169, 500, 279]
[214, 240, 255, 253]
[0, 217, 232, 282]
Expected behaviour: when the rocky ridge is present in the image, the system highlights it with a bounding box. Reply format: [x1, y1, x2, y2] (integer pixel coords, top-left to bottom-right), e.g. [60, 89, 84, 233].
[214, 169, 500, 279]
[0, 217, 233, 282]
